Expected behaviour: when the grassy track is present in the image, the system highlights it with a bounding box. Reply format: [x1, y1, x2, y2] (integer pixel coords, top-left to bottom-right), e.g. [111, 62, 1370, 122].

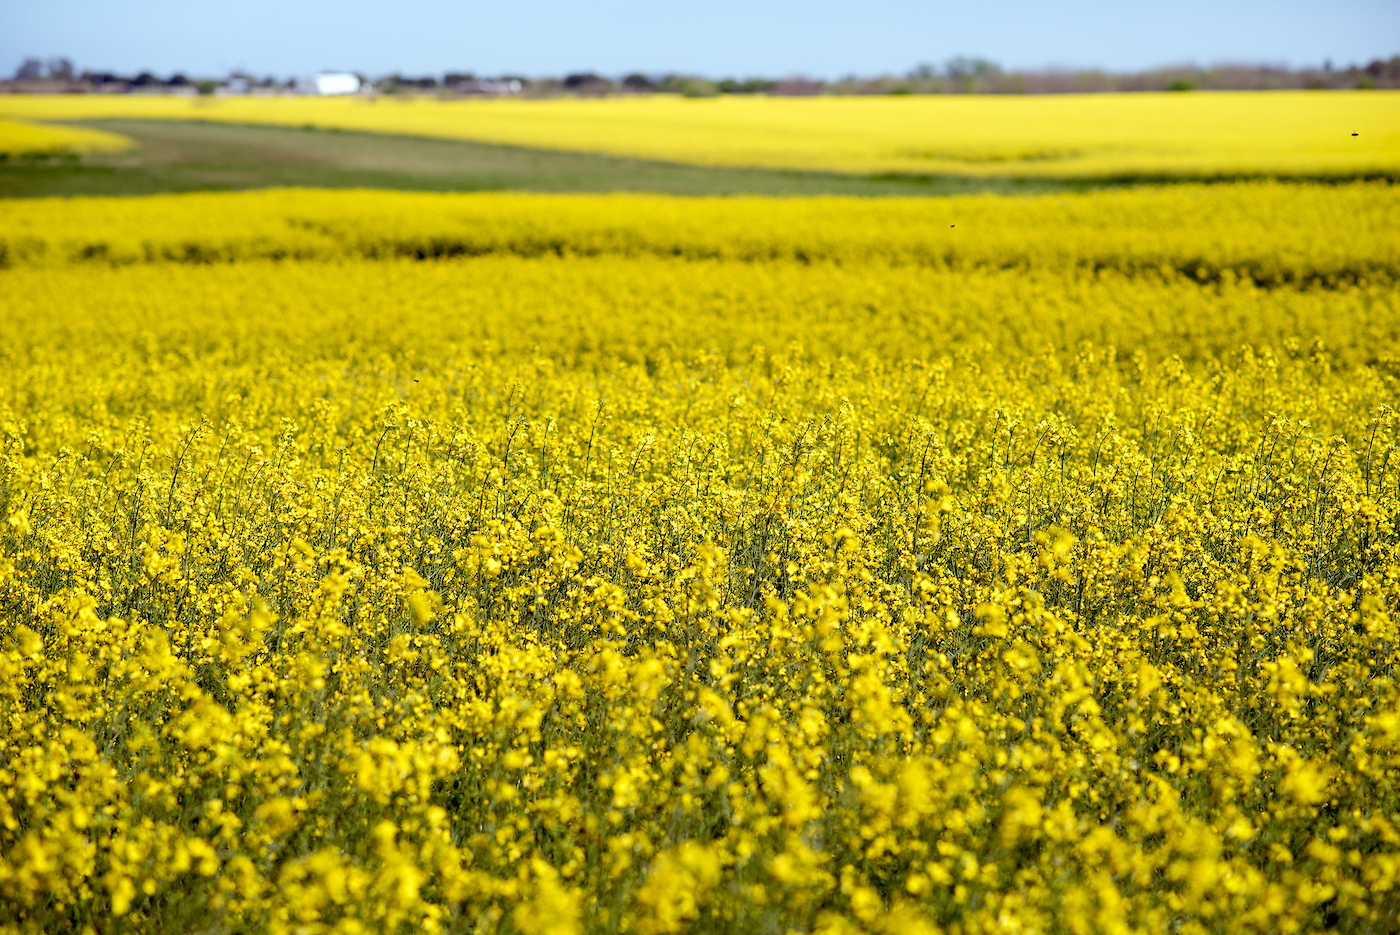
[0, 119, 1079, 198]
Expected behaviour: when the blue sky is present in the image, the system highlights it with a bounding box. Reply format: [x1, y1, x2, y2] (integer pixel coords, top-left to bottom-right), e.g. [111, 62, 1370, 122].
[5, 0, 1397, 80]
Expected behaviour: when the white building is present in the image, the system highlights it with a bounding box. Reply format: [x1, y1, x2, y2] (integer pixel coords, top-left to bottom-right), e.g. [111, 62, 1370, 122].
[313, 72, 362, 96]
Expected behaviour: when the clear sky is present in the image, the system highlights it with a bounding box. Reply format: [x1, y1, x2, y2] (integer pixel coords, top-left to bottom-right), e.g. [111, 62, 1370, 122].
[5, 0, 1397, 80]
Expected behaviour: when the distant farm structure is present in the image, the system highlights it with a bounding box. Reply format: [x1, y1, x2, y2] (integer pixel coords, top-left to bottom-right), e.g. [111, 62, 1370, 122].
[313, 73, 362, 96]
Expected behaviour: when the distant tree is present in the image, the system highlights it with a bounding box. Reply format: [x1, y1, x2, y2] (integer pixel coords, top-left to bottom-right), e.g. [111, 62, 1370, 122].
[622, 73, 653, 91]
[15, 58, 44, 80]
[938, 57, 999, 93]
[770, 78, 824, 96]
[167, 73, 190, 87]
[944, 57, 1000, 80]
[132, 72, 159, 87]
[47, 57, 74, 80]
[716, 78, 772, 94]
[563, 72, 603, 88]
[196, 79, 219, 95]
[677, 77, 718, 97]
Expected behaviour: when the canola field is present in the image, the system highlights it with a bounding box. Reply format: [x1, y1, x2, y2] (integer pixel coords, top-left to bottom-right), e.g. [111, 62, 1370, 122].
[1, 91, 1397, 179]
[0, 118, 133, 160]
[2, 180, 1400, 935]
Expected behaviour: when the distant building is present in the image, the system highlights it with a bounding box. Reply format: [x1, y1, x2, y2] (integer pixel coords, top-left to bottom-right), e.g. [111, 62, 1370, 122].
[313, 72, 361, 95]
[454, 78, 523, 95]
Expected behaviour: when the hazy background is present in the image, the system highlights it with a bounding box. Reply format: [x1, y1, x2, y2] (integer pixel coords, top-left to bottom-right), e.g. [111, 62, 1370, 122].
[5, 0, 1398, 80]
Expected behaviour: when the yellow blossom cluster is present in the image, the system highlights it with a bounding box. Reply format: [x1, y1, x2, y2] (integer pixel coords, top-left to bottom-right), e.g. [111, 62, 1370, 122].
[1, 183, 1399, 934]
[0, 91, 1396, 179]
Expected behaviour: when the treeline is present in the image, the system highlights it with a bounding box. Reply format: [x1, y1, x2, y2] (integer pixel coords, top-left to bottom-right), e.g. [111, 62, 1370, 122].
[548, 57, 1400, 95]
[6, 54, 1400, 97]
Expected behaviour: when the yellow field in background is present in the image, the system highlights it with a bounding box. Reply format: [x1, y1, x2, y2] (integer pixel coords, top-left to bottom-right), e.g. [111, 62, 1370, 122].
[1, 90, 1395, 178]
[0, 117, 133, 159]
